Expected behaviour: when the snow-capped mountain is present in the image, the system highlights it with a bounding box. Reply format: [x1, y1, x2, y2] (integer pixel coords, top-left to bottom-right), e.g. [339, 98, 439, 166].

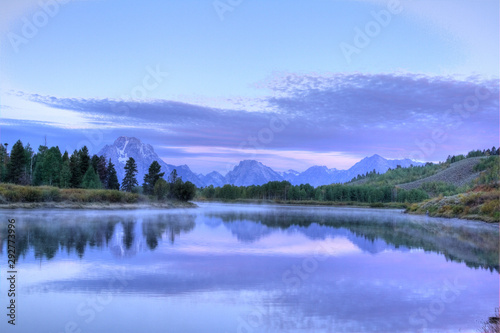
[97, 137, 204, 187]
[200, 171, 226, 187]
[97, 137, 423, 188]
[291, 166, 341, 187]
[280, 169, 300, 182]
[281, 155, 423, 186]
[345, 154, 422, 181]
[225, 160, 284, 186]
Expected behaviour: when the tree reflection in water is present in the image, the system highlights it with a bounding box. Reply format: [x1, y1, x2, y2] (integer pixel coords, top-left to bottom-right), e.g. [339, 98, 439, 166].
[0, 208, 497, 272]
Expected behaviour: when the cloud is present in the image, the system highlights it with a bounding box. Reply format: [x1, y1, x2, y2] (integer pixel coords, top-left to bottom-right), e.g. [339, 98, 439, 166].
[2, 72, 498, 171]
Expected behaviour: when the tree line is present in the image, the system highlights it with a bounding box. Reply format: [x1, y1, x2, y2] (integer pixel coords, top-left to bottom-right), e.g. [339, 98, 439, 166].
[0, 140, 195, 201]
[200, 181, 428, 204]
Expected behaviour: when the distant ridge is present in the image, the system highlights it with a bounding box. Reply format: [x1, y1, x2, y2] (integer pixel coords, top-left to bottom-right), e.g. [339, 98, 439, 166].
[98, 136, 423, 187]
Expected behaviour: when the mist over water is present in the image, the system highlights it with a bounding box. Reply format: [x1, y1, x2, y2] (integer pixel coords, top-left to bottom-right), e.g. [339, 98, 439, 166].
[0, 204, 498, 332]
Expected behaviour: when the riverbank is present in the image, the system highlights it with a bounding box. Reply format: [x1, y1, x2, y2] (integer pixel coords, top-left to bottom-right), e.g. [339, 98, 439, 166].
[0, 184, 196, 209]
[0, 201, 196, 209]
[406, 188, 499, 223]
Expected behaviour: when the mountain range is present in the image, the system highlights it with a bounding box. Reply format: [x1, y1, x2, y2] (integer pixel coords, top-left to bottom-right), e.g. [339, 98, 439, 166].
[98, 136, 423, 187]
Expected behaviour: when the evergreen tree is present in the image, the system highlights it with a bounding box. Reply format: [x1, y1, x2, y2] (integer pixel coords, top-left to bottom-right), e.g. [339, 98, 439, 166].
[59, 160, 72, 188]
[121, 157, 138, 192]
[7, 140, 27, 184]
[81, 166, 102, 189]
[78, 146, 90, 179]
[32, 145, 47, 186]
[96, 155, 108, 186]
[91, 154, 100, 173]
[143, 161, 165, 195]
[69, 150, 82, 188]
[41, 146, 62, 186]
[62, 151, 69, 163]
[106, 159, 120, 190]
[0, 144, 8, 182]
[168, 169, 178, 184]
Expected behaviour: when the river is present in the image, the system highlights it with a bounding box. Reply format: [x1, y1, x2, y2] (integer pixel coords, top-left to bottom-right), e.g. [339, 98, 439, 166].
[0, 203, 498, 332]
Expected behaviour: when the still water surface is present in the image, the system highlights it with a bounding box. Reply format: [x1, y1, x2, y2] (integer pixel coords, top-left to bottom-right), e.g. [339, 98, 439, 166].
[0, 203, 498, 333]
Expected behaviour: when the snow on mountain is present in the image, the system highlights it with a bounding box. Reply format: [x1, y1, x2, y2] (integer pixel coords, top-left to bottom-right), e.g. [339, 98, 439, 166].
[98, 137, 204, 187]
[97, 137, 423, 188]
[280, 169, 300, 182]
[285, 155, 423, 186]
[200, 171, 226, 187]
[225, 160, 284, 186]
[345, 154, 423, 181]
[292, 166, 342, 187]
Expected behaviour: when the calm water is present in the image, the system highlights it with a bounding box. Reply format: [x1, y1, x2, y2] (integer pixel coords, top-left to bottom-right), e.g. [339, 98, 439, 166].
[0, 203, 498, 333]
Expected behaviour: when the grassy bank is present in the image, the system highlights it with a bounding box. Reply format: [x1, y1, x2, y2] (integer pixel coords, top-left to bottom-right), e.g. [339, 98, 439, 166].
[0, 184, 196, 209]
[406, 187, 499, 223]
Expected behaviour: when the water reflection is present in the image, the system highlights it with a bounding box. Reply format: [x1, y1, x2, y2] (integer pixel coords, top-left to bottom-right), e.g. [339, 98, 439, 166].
[208, 207, 499, 272]
[0, 205, 497, 333]
[1, 206, 497, 272]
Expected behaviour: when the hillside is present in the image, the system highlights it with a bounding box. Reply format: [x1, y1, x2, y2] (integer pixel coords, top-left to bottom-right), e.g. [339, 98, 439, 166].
[396, 157, 483, 190]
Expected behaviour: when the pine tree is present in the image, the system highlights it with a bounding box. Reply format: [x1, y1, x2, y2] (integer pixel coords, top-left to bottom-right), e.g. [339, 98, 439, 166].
[41, 146, 62, 186]
[91, 154, 100, 173]
[121, 157, 138, 192]
[78, 146, 90, 180]
[69, 150, 82, 188]
[81, 165, 102, 189]
[32, 145, 47, 186]
[0, 144, 8, 182]
[7, 140, 27, 184]
[168, 169, 178, 184]
[62, 151, 69, 163]
[60, 160, 72, 188]
[143, 161, 165, 195]
[96, 155, 108, 187]
[24, 143, 34, 184]
[106, 159, 120, 190]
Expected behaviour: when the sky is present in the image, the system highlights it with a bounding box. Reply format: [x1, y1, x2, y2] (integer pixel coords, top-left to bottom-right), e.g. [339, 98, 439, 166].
[0, 0, 498, 174]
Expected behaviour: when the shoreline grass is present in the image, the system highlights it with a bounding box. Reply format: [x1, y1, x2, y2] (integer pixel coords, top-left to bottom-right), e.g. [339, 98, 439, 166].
[0, 184, 196, 209]
[406, 187, 499, 223]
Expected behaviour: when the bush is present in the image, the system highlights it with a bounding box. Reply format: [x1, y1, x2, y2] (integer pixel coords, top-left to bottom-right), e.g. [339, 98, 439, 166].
[19, 186, 43, 202]
[106, 190, 124, 203]
[481, 200, 500, 216]
[41, 187, 61, 202]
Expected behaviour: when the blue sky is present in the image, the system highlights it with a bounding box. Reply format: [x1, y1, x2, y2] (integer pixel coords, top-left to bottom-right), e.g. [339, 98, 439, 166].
[0, 0, 498, 174]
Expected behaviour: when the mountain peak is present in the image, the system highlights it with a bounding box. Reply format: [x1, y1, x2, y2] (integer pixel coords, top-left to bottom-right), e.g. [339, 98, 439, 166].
[226, 160, 282, 186]
[238, 160, 261, 166]
[98, 137, 204, 187]
[114, 136, 140, 145]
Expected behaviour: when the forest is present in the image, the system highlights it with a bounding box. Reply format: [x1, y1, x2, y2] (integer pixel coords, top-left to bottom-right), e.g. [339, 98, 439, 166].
[0, 140, 196, 202]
